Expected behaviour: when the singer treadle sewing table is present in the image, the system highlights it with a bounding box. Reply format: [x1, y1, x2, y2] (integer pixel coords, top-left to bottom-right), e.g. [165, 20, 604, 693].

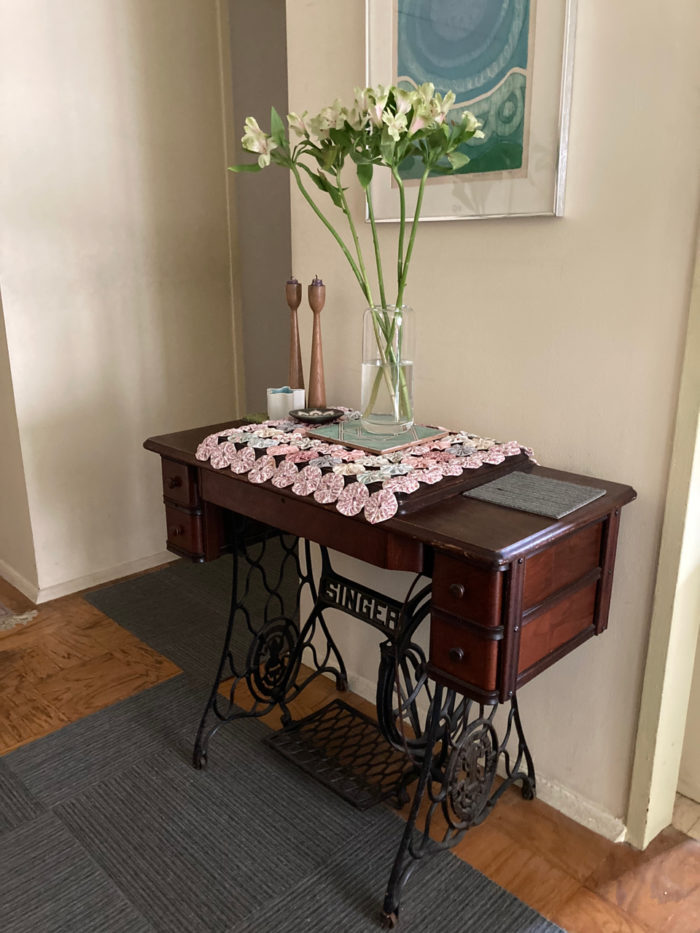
[144, 420, 635, 928]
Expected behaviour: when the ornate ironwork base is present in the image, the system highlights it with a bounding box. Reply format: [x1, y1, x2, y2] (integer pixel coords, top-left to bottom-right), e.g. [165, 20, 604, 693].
[193, 516, 348, 769]
[192, 517, 536, 928]
[378, 686, 535, 928]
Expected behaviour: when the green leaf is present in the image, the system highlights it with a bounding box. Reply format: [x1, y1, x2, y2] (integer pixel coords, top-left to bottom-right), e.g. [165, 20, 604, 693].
[299, 163, 328, 191]
[270, 106, 286, 145]
[447, 150, 470, 170]
[228, 163, 263, 173]
[329, 128, 351, 151]
[357, 162, 373, 189]
[380, 128, 396, 165]
[320, 146, 337, 171]
[298, 164, 344, 208]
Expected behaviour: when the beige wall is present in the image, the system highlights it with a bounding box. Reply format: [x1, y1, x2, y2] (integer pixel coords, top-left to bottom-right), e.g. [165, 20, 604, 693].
[286, 0, 700, 826]
[228, 0, 292, 412]
[0, 0, 241, 598]
[0, 291, 37, 589]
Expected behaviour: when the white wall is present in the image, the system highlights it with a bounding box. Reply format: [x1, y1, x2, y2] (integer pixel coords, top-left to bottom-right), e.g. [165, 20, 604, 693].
[0, 291, 36, 589]
[0, 0, 242, 598]
[678, 423, 700, 802]
[285, 0, 700, 828]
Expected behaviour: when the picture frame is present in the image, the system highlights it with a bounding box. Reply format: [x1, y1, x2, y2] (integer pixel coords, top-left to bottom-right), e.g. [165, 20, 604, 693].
[365, 0, 578, 221]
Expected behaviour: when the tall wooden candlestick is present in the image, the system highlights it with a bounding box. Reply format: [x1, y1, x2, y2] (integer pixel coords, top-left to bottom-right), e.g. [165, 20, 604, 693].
[285, 276, 304, 389]
[307, 276, 326, 408]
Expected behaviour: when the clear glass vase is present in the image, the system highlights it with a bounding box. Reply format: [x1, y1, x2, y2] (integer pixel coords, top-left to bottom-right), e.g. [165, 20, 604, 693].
[361, 305, 415, 435]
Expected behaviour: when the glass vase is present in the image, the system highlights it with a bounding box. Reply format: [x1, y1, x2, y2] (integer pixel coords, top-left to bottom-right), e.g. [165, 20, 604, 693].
[361, 305, 415, 435]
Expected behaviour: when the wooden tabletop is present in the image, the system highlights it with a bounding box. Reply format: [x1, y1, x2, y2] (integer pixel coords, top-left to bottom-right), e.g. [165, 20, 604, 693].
[145, 421, 637, 569]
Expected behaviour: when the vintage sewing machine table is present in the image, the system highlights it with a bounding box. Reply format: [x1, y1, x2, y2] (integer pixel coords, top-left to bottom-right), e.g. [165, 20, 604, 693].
[144, 421, 635, 927]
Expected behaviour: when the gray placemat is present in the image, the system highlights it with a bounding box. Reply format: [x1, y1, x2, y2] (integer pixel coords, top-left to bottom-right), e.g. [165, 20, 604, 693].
[463, 470, 605, 519]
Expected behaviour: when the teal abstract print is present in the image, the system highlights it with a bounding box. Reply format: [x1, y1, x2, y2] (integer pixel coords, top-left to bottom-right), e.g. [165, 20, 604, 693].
[397, 0, 532, 179]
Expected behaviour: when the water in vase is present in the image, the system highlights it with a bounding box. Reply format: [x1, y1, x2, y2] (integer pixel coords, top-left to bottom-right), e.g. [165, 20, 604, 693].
[360, 359, 414, 434]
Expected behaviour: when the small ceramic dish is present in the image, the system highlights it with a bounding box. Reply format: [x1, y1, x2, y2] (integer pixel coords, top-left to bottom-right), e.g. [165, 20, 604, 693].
[289, 408, 344, 424]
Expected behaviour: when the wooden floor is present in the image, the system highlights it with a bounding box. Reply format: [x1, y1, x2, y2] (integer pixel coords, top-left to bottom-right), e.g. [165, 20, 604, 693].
[1, 574, 699, 933]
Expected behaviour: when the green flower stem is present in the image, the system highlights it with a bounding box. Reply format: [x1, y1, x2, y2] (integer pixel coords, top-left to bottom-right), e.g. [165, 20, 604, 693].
[335, 171, 375, 309]
[396, 166, 429, 309]
[362, 308, 412, 424]
[290, 164, 371, 304]
[363, 166, 427, 424]
[365, 183, 387, 311]
[391, 166, 407, 288]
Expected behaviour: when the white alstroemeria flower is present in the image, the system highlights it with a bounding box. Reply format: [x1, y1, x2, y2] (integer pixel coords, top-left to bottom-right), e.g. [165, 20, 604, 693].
[408, 100, 434, 136]
[431, 90, 456, 124]
[287, 111, 311, 137]
[382, 110, 407, 142]
[394, 88, 414, 116]
[309, 100, 345, 139]
[241, 116, 278, 167]
[368, 85, 389, 127]
[462, 110, 484, 137]
[416, 82, 436, 106]
[353, 86, 371, 113]
[345, 105, 369, 131]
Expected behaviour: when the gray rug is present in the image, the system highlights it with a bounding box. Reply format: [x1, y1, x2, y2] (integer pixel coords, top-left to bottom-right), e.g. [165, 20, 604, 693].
[1, 560, 565, 932]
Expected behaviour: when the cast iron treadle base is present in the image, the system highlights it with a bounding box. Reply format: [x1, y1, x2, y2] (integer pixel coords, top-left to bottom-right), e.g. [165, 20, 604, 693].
[265, 699, 417, 811]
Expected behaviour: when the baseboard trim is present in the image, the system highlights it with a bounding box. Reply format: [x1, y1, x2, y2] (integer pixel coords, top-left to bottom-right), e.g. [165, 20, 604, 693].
[1, 551, 179, 606]
[0, 557, 40, 603]
[677, 776, 700, 803]
[528, 772, 627, 843]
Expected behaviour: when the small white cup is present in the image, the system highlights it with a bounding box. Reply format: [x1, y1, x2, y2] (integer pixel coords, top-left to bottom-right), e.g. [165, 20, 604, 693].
[266, 387, 305, 420]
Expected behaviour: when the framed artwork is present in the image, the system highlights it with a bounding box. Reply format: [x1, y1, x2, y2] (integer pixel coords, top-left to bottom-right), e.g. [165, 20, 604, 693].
[366, 0, 578, 221]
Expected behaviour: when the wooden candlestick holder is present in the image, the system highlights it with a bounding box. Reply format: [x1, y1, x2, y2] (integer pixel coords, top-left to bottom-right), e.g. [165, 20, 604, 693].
[307, 276, 326, 408]
[285, 276, 304, 390]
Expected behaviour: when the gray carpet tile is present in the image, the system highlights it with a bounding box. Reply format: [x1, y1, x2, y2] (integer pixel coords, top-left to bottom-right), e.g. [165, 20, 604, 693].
[84, 546, 299, 685]
[0, 812, 152, 932]
[55, 747, 355, 932]
[3, 676, 206, 808]
[0, 759, 44, 835]
[85, 567, 232, 684]
[232, 818, 560, 933]
[2, 556, 566, 933]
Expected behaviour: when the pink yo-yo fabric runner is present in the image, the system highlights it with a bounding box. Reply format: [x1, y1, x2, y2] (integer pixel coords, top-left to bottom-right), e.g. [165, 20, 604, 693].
[196, 412, 534, 525]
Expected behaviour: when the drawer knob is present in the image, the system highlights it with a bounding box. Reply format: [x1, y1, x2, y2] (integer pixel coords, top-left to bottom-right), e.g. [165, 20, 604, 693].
[449, 646, 465, 663]
[170, 525, 184, 537]
[167, 476, 183, 490]
[449, 582, 465, 599]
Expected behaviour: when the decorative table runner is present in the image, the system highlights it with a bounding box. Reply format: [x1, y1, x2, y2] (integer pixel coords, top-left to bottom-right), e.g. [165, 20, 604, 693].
[196, 411, 534, 525]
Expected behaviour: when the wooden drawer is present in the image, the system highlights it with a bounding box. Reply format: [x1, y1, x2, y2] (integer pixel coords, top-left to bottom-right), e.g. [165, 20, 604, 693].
[161, 458, 199, 508]
[523, 521, 602, 610]
[428, 610, 501, 699]
[165, 503, 204, 558]
[432, 554, 503, 627]
[517, 581, 598, 677]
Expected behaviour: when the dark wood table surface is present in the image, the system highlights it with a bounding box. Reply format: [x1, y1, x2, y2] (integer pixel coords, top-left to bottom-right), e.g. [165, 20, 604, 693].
[145, 421, 636, 706]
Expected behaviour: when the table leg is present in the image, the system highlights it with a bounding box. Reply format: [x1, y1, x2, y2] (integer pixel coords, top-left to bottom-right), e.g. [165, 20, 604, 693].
[378, 672, 536, 926]
[192, 518, 347, 769]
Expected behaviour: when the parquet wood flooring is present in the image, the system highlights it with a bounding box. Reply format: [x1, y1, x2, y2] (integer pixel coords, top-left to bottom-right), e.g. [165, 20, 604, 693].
[0, 581, 179, 754]
[1, 572, 699, 932]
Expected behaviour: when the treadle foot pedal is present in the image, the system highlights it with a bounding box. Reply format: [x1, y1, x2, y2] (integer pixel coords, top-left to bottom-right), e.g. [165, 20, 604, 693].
[265, 699, 416, 810]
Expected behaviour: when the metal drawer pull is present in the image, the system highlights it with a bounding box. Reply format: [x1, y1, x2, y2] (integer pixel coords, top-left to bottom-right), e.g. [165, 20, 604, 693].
[448, 582, 465, 599]
[170, 525, 184, 537]
[167, 476, 183, 489]
[448, 646, 465, 663]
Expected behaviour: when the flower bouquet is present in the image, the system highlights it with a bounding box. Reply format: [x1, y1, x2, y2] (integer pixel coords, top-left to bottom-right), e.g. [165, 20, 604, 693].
[232, 84, 482, 433]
